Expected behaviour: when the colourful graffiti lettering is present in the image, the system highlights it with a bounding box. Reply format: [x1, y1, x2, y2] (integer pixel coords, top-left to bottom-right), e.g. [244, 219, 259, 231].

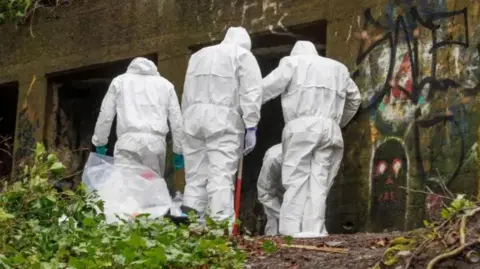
[355, 0, 480, 231]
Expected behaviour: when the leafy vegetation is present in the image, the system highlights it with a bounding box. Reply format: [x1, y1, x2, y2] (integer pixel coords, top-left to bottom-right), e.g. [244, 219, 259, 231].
[0, 143, 246, 268]
[373, 194, 480, 269]
[0, 0, 63, 25]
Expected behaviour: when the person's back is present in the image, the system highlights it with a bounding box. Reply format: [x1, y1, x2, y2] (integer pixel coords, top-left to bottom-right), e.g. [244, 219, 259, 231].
[181, 27, 262, 225]
[261, 40, 361, 237]
[182, 27, 260, 131]
[113, 58, 178, 137]
[92, 57, 183, 177]
[263, 41, 359, 130]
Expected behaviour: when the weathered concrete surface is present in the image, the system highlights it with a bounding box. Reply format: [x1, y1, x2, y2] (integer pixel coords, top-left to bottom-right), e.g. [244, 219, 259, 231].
[0, 0, 478, 234]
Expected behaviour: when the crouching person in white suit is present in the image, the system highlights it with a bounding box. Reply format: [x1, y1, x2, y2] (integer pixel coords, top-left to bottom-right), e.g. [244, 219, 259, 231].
[257, 144, 284, 236]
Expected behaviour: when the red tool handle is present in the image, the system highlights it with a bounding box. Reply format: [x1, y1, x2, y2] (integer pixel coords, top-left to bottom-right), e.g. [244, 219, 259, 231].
[233, 156, 244, 236]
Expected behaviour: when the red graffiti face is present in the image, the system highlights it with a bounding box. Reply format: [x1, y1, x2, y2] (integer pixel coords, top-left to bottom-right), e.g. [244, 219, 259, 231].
[376, 161, 388, 175]
[392, 158, 402, 177]
[374, 157, 405, 202]
[375, 158, 403, 186]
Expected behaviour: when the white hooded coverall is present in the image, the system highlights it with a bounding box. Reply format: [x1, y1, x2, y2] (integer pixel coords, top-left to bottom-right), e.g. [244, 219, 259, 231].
[181, 27, 262, 222]
[92, 57, 183, 177]
[262, 41, 361, 237]
[257, 144, 284, 236]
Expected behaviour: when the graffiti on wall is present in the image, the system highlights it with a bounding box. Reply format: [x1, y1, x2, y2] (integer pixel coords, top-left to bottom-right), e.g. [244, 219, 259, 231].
[371, 138, 408, 231]
[353, 0, 480, 230]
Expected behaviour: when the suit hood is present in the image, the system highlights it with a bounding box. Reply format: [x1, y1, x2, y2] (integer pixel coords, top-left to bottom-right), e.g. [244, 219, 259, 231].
[290, 41, 318, 56]
[221, 27, 252, 51]
[126, 57, 160, 76]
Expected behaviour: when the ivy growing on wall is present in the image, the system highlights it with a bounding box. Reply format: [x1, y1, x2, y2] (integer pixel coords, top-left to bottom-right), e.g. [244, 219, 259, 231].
[0, 0, 64, 25]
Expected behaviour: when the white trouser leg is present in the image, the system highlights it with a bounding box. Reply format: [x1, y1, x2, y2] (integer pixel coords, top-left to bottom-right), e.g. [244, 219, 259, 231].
[182, 133, 208, 216]
[279, 117, 344, 237]
[206, 129, 242, 226]
[279, 131, 317, 236]
[301, 145, 343, 236]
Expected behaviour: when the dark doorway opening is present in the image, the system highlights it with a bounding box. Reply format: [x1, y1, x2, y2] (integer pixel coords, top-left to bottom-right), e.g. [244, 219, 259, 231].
[189, 20, 327, 235]
[0, 82, 19, 179]
[44, 54, 157, 185]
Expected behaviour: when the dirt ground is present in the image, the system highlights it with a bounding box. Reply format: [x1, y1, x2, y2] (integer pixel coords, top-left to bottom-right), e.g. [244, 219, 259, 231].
[240, 232, 405, 269]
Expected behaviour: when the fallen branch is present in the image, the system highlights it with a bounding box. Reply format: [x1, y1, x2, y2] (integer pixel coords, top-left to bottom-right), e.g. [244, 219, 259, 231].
[399, 186, 453, 201]
[426, 240, 479, 269]
[426, 207, 480, 269]
[280, 244, 348, 254]
[460, 207, 480, 245]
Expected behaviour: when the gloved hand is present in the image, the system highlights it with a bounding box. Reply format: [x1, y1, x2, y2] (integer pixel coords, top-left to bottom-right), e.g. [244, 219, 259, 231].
[96, 146, 107, 155]
[173, 153, 184, 170]
[244, 127, 257, 155]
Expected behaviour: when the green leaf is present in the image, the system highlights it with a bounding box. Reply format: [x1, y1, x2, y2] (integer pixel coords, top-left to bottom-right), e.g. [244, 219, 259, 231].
[35, 143, 46, 157]
[441, 208, 450, 219]
[11, 181, 24, 192]
[146, 246, 167, 264]
[47, 153, 57, 164]
[0, 254, 12, 269]
[50, 161, 66, 172]
[82, 217, 96, 227]
[30, 175, 48, 187]
[128, 234, 147, 248]
[0, 207, 14, 221]
[46, 195, 56, 203]
[261, 240, 278, 254]
[41, 262, 54, 269]
[284, 235, 293, 245]
[62, 190, 76, 197]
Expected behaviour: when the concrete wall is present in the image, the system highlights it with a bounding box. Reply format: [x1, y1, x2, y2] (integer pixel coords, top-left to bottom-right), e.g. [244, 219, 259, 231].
[0, 0, 478, 233]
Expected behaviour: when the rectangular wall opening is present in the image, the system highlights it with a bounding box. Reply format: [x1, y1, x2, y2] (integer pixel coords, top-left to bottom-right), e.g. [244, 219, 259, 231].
[44, 54, 157, 185]
[0, 82, 19, 179]
[188, 20, 327, 234]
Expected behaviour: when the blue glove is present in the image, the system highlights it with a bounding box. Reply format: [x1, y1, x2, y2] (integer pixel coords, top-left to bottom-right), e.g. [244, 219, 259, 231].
[96, 146, 107, 155]
[244, 127, 257, 155]
[173, 153, 184, 170]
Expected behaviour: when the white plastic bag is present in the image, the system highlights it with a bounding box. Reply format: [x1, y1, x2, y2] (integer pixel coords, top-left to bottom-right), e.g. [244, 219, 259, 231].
[82, 153, 172, 223]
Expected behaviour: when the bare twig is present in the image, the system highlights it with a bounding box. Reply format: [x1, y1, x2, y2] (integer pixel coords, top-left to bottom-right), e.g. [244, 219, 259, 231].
[460, 207, 480, 245]
[435, 169, 454, 199]
[58, 169, 83, 181]
[0, 136, 13, 157]
[426, 240, 480, 269]
[280, 244, 348, 254]
[399, 186, 453, 201]
[426, 207, 480, 269]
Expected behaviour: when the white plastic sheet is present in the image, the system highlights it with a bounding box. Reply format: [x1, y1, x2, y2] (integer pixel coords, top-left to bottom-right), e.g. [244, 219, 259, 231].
[82, 153, 173, 223]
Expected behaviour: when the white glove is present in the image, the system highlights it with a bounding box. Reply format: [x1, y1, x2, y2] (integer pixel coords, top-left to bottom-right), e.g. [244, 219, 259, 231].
[244, 127, 257, 155]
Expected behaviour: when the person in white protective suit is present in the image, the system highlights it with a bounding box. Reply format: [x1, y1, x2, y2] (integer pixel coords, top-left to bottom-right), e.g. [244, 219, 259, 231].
[92, 57, 184, 178]
[257, 143, 284, 236]
[262, 41, 361, 237]
[181, 27, 263, 223]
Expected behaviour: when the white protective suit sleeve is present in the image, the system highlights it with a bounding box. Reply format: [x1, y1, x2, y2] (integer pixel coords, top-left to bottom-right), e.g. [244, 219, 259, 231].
[339, 75, 361, 128]
[92, 79, 118, 146]
[238, 51, 263, 129]
[261, 58, 294, 104]
[167, 86, 184, 154]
